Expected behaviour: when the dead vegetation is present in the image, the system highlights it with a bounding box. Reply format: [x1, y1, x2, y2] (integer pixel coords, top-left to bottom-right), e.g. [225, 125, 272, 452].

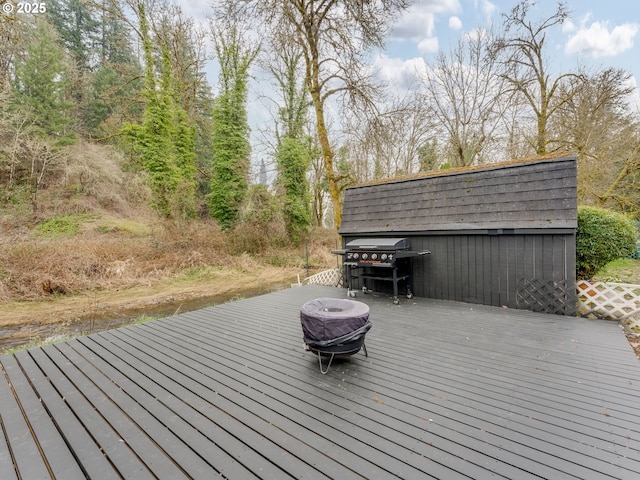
[0, 213, 338, 327]
[0, 140, 339, 330]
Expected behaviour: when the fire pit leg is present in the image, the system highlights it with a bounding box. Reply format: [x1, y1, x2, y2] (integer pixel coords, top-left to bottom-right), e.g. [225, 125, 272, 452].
[317, 352, 336, 375]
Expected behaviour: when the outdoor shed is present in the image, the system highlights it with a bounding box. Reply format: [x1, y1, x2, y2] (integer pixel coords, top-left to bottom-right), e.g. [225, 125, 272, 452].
[338, 154, 578, 315]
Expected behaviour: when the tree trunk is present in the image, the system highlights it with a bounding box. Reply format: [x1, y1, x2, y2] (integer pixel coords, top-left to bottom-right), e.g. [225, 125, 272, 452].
[309, 90, 342, 228]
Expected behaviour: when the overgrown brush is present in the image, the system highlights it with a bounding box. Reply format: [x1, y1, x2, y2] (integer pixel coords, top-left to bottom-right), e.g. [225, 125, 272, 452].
[0, 218, 339, 303]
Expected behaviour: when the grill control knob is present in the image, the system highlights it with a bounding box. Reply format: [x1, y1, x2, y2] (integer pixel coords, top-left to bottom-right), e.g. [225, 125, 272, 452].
[362, 253, 368, 260]
[381, 254, 388, 260]
[388, 254, 394, 261]
[371, 253, 378, 260]
[353, 253, 359, 259]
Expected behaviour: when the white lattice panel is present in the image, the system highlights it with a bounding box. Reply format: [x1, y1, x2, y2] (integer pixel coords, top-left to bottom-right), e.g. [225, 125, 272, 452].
[577, 280, 640, 320]
[304, 268, 343, 287]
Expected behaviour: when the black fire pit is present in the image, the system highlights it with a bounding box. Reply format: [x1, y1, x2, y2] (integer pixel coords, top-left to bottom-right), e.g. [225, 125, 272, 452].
[300, 297, 372, 374]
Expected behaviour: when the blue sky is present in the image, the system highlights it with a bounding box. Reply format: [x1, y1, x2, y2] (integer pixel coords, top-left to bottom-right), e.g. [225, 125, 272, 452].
[381, 0, 640, 98]
[178, 0, 640, 116]
[178, 0, 639, 88]
[177, 0, 640, 156]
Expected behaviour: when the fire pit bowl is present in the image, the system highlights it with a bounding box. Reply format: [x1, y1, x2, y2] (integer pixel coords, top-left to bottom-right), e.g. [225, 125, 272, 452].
[300, 297, 372, 374]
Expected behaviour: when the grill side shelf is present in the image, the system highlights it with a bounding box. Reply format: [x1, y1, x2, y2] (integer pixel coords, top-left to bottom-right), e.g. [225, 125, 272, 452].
[350, 272, 411, 282]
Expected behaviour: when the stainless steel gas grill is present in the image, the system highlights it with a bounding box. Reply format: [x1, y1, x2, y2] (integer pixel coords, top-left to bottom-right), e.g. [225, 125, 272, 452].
[333, 238, 430, 304]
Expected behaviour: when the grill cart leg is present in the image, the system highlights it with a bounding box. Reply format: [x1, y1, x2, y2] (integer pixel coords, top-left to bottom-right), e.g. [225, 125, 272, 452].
[407, 284, 413, 299]
[392, 267, 400, 304]
[345, 263, 357, 298]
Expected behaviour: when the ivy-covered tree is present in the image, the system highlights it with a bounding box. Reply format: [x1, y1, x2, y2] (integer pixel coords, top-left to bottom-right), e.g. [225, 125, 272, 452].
[161, 48, 197, 220]
[121, 4, 196, 219]
[151, 3, 213, 199]
[271, 47, 312, 242]
[276, 137, 312, 242]
[207, 12, 259, 230]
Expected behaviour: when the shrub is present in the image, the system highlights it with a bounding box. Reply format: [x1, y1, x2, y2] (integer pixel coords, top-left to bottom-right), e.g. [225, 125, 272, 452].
[576, 206, 638, 279]
[230, 185, 287, 253]
[34, 214, 95, 238]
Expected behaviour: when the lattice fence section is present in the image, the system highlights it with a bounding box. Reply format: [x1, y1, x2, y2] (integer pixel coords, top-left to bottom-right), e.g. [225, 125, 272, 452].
[577, 280, 640, 320]
[516, 278, 577, 315]
[304, 268, 343, 287]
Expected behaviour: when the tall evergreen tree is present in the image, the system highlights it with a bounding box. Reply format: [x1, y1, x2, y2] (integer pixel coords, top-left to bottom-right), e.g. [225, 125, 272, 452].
[11, 18, 76, 147]
[207, 19, 258, 230]
[88, 1, 142, 137]
[47, 0, 99, 71]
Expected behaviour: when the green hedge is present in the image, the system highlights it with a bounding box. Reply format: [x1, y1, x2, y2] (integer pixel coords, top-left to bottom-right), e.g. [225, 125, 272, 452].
[576, 206, 638, 279]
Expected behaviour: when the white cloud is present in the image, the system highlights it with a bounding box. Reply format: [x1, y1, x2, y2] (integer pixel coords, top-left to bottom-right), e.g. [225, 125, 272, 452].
[373, 54, 428, 91]
[418, 36, 440, 53]
[476, 0, 496, 19]
[174, 0, 211, 19]
[391, 0, 460, 41]
[562, 19, 577, 34]
[449, 16, 463, 30]
[565, 20, 640, 58]
[391, 0, 460, 55]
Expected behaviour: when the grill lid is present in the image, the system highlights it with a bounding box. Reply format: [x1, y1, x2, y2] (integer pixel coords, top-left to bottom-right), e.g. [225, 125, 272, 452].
[346, 237, 410, 250]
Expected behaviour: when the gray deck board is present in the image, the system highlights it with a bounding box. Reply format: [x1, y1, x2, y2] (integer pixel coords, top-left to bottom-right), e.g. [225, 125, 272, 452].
[0, 356, 52, 480]
[1, 354, 86, 480]
[1, 284, 639, 479]
[13, 349, 122, 480]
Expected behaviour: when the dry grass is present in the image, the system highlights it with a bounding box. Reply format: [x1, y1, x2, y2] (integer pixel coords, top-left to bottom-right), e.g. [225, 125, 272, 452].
[0, 215, 339, 327]
[0, 140, 340, 331]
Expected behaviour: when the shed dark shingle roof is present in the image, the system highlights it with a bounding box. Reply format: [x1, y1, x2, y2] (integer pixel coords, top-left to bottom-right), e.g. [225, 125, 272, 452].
[339, 155, 577, 234]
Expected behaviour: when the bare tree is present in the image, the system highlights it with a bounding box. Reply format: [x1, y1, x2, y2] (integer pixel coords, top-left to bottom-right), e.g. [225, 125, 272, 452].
[25, 137, 67, 212]
[151, 4, 210, 119]
[492, 0, 583, 155]
[344, 90, 435, 181]
[245, 0, 412, 228]
[422, 31, 509, 167]
[553, 67, 640, 215]
[0, 94, 66, 212]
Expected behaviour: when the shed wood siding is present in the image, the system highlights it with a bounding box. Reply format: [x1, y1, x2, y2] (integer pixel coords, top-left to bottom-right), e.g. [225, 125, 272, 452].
[339, 156, 578, 314]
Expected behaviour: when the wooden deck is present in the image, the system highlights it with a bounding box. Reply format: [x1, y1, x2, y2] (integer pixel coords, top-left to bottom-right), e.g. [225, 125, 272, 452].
[1, 285, 639, 479]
